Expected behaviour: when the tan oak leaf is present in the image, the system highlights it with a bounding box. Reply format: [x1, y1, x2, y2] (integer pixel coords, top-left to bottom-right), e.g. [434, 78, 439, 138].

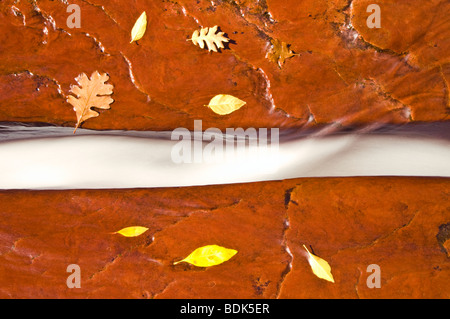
[67, 71, 114, 133]
[188, 26, 229, 52]
[267, 39, 296, 68]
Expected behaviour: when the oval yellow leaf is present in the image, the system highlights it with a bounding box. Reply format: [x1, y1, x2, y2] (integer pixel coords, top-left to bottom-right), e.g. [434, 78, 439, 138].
[174, 245, 237, 267]
[115, 226, 149, 237]
[130, 11, 147, 43]
[206, 94, 246, 115]
[303, 245, 335, 283]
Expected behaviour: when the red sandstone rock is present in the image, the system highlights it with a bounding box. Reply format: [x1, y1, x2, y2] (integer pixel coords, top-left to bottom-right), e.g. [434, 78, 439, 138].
[0, 0, 449, 300]
[0, 0, 448, 130]
[0, 178, 448, 298]
[280, 178, 450, 298]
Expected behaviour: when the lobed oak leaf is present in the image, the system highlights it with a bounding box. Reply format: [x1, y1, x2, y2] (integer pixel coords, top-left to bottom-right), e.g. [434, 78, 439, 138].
[67, 71, 114, 133]
[188, 26, 229, 52]
[267, 39, 296, 68]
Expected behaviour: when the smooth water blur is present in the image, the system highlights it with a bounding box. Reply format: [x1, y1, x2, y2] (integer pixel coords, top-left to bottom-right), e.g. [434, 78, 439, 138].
[0, 123, 449, 189]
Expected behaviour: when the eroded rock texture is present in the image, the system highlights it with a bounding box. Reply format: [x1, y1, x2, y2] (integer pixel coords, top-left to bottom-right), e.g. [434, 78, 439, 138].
[0, 0, 449, 130]
[0, 178, 448, 298]
[0, 0, 449, 299]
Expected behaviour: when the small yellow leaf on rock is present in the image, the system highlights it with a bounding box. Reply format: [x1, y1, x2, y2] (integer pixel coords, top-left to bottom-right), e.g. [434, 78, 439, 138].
[206, 94, 246, 115]
[130, 11, 147, 43]
[303, 245, 335, 283]
[115, 226, 149, 237]
[174, 245, 237, 267]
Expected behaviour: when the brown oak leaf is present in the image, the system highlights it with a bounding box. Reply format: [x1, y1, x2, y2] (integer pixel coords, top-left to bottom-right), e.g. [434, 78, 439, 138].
[67, 71, 114, 133]
[267, 39, 296, 68]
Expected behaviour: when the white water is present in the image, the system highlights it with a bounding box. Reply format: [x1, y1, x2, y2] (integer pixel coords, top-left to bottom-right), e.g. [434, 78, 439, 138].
[0, 129, 449, 189]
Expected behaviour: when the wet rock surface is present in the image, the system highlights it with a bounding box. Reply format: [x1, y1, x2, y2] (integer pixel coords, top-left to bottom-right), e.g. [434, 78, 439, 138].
[0, 177, 448, 298]
[0, 0, 449, 130]
[0, 0, 449, 299]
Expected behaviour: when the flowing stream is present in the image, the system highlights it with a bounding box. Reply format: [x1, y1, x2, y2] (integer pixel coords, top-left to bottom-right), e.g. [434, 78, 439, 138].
[0, 122, 449, 190]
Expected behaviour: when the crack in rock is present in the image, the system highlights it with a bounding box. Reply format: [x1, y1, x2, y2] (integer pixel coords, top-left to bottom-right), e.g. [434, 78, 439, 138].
[354, 267, 362, 299]
[79, 0, 123, 30]
[151, 280, 176, 299]
[120, 52, 152, 102]
[332, 209, 420, 258]
[335, 0, 407, 58]
[436, 221, 450, 255]
[224, 0, 276, 36]
[33, 0, 72, 38]
[170, 0, 202, 26]
[120, 52, 193, 115]
[227, 50, 278, 113]
[275, 213, 293, 298]
[82, 32, 110, 55]
[5, 70, 66, 98]
[440, 66, 450, 110]
[283, 186, 304, 209]
[11, 5, 26, 26]
[88, 254, 122, 281]
[257, 68, 277, 112]
[149, 199, 242, 245]
[364, 77, 413, 120]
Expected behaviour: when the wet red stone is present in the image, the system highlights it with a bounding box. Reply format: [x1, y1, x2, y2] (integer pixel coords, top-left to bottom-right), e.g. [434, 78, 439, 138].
[0, 178, 448, 298]
[280, 178, 450, 298]
[0, 0, 449, 130]
[0, 0, 449, 299]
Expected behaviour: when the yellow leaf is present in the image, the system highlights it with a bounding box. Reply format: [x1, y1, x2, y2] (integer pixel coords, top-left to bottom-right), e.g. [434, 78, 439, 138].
[188, 26, 229, 52]
[174, 245, 237, 267]
[303, 245, 335, 283]
[206, 94, 246, 115]
[130, 11, 147, 43]
[115, 226, 149, 237]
